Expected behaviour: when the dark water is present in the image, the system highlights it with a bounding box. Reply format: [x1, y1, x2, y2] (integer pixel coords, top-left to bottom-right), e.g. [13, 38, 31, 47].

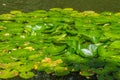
[0, 0, 120, 14]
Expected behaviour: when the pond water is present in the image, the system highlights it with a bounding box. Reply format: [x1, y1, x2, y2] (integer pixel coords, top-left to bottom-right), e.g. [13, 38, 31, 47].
[0, 0, 120, 14]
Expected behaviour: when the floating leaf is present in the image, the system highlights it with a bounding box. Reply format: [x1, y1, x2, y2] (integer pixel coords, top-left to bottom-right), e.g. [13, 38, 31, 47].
[110, 40, 120, 49]
[54, 66, 69, 76]
[0, 70, 18, 79]
[80, 71, 94, 77]
[19, 72, 35, 79]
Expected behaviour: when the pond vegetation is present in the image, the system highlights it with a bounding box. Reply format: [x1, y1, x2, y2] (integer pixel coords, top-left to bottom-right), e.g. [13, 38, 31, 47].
[0, 8, 120, 80]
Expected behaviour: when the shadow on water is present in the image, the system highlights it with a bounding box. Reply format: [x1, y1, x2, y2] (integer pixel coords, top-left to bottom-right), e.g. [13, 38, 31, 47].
[0, 0, 120, 14]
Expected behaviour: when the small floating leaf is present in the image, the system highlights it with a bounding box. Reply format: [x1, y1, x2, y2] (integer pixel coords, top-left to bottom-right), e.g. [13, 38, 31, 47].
[19, 72, 35, 79]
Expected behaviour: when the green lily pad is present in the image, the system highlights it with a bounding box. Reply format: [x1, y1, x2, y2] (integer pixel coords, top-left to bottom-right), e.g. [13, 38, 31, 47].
[0, 70, 18, 79]
[54, 66, 70, 76]
[19, 72, 35, 79]
[110, 40, 120, 49]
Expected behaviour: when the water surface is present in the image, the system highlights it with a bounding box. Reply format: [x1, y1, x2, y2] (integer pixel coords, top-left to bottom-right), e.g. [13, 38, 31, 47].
[0, 0, 120, 14]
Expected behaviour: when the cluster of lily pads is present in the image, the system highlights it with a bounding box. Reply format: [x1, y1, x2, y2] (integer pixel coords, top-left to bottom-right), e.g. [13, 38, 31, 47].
[0, 8, 120, 80]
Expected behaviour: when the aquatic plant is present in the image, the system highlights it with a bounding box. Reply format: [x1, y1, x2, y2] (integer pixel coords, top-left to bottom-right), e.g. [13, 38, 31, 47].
[0, 8, 120, 80]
